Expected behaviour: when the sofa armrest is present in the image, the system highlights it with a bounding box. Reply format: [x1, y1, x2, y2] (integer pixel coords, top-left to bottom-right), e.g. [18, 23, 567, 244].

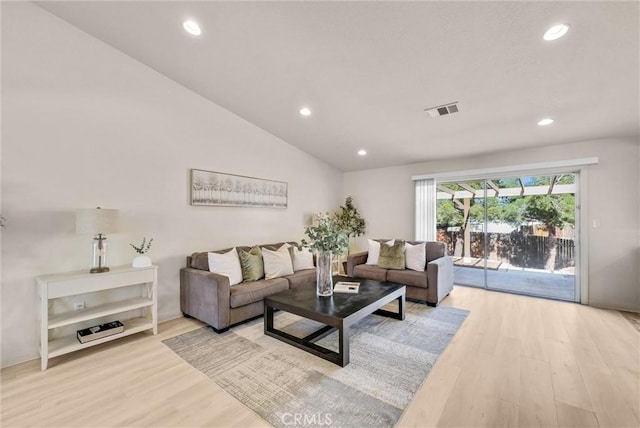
[347, 251, 368, 277]
[426, 256, 454, 305]
[180, 267, 231, 330]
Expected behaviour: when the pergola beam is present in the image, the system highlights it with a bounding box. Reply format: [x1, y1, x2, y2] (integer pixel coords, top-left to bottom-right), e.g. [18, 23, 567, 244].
[518, 178, 525, 197]
[436, 183, 575, 200]
[437, 184, 457, 196]
[458, 183, 478, 194]
[486, 180, 501, 193]
[548, 175, 557, 195]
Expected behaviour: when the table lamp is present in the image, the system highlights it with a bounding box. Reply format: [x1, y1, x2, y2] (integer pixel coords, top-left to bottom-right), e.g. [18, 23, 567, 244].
[76, 207, 119, 273]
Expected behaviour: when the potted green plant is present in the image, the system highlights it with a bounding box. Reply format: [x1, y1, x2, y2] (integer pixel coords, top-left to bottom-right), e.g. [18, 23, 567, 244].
[333, 196, 366, 273]
[302, 213, 349, 296]
[130, 237, 153, 268]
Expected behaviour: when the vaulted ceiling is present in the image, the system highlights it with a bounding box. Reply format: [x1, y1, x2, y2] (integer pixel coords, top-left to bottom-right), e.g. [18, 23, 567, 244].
[35, 1, 639, 172]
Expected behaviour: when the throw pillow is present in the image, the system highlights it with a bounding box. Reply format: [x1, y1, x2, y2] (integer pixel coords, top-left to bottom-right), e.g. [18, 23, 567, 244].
[378, 240, 406, 270]
[293, 247, 315, 271]
[207, 248, 243, 286]
[237, 246, 264, 282]
[365, 239, 395, 265]
[262, 245, 294, 279]
[405, 242, 427, 272]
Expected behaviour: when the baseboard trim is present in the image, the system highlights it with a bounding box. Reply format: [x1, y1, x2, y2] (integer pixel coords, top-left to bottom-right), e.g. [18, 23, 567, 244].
[588, 300, 640, 313]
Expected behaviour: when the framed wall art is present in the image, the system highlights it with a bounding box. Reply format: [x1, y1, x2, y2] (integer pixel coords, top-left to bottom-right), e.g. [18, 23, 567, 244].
[190, 169, 288, 208]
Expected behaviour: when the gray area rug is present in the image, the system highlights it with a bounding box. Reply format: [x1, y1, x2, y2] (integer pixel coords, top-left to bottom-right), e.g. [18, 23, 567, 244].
[163, 302, 468, 428]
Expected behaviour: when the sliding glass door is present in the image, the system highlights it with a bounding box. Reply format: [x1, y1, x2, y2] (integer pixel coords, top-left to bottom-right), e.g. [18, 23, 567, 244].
[436, 180, 487, 288]
[436, 174, 578, 302]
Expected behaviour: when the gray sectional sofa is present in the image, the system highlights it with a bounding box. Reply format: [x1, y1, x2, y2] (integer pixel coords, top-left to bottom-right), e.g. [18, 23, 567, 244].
[346, 240, 454, 306]
[180, 242, 315, 332]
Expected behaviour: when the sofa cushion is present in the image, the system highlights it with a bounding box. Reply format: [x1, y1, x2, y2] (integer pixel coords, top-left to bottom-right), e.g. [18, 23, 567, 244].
[353, 264, 388, 282]
[387, 269, 428, 289]
[238, 246, 264, 282]
[292, 247, 315, 271]
[365, 239, 394, 265]
[378, 240, 405, 270]
[262, 242, 293, 252]
[262, 245, 295, 279]
[208, 248, 243, 286]
[405, 242, 427, 271]
[190, 242, 299, 271]
[425, 241, 445, 262]
[229, 278, 289, 308]
[190, 252, 210, 271]
[285, 268, 316, 289]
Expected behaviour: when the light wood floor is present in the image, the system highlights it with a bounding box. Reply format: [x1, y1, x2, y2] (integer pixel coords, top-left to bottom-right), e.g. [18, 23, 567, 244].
[2, 286, 638, 427]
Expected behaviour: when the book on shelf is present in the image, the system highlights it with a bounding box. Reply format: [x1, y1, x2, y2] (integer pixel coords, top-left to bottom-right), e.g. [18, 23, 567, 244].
[334, 281, 360, 294]
[77, 321, 124, 344]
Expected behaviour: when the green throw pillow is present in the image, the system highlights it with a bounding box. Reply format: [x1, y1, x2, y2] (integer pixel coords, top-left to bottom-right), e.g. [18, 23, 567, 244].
[237, 246, 264, 282]
[378, 240, 405, 270]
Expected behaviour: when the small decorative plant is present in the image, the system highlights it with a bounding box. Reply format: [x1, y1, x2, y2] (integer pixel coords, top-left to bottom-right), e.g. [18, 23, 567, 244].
[301, 213, 349, 255]
[333, 196, 366, 240]
[130, 237, 153, 255]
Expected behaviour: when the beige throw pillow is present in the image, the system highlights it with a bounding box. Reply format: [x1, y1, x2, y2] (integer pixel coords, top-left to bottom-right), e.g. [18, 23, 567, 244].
[262, 245, 294, 279]
[207, 248, 243, 286]
[293, 247, 315, 271]
[405, 242, 427, 271]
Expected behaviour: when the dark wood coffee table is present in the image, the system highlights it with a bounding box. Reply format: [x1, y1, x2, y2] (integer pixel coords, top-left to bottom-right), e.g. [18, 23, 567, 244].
[263, 276, 405, 367]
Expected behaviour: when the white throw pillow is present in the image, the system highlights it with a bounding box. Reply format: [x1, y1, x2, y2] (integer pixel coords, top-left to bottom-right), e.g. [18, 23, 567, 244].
[262, 245, 295, 279]
[405, 242, 427, 272]
[208, 248, 243, 286]
[365, 239, 395, 265]
[293, 247, 315, 271]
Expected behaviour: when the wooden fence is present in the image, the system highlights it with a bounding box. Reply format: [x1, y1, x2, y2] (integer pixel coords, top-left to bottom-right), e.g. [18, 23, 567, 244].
[438, 230, 575, 270]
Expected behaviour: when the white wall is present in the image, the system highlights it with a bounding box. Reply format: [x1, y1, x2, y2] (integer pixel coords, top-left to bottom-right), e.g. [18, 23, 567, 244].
[344, 138, 640, 312]
[1, 3, 342, 367]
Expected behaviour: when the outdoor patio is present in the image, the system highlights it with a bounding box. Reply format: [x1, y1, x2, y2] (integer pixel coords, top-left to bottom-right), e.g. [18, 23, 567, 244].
[453, 265, 575, 301]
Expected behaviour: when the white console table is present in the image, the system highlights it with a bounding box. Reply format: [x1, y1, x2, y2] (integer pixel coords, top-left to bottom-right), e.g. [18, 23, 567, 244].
[37, 265, 158, 370]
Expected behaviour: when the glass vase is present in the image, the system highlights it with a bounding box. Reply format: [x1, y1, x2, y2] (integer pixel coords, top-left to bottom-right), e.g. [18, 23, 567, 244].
[316, 250, 333, 296]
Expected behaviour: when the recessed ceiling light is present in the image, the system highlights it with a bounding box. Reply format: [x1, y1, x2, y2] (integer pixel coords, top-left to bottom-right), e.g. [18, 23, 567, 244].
[183, 20, 201, 36]
[537, 118, 554, 126]
[543, 24, 569, 41]
[357, 149, 367, 156]
[299, 107, 311, 116]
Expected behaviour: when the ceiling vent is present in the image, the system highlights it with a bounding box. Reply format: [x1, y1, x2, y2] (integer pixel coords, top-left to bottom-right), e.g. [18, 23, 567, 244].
[424, 102, 459, 118]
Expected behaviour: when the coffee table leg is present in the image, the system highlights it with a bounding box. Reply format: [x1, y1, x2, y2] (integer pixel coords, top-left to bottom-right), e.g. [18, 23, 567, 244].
[265, 304, 274, 334]
[373, 290, 406, 320]
[339, 324, 350, 367]
[398, 293, 406, 320]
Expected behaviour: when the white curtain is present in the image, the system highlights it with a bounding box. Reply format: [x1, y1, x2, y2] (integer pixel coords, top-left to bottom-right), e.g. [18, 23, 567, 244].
[415, 178, 436, 241]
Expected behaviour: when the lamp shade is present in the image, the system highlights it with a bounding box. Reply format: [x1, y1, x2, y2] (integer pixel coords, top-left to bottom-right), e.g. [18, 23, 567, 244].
[76, 208, 119, 235]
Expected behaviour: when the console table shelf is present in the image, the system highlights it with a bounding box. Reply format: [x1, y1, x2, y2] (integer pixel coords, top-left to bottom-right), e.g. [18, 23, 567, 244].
[37, 265, 157, 370]
[48, 297, 153, 329]
[47, 318, 154, 358]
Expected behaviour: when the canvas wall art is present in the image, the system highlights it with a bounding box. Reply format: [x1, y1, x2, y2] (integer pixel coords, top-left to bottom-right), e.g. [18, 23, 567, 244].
[190, 169, 288, 208]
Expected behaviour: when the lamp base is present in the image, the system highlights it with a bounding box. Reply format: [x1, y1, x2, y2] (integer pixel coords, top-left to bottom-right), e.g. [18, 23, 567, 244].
[90, 266, 110, 274]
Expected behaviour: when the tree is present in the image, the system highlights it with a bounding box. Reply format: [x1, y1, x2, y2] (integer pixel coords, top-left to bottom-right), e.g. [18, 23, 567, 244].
[333, 196, 366, 240]
[437, 200, 463, 228]
[501, 197, 525, 226]
[332, 197, 366, 274]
